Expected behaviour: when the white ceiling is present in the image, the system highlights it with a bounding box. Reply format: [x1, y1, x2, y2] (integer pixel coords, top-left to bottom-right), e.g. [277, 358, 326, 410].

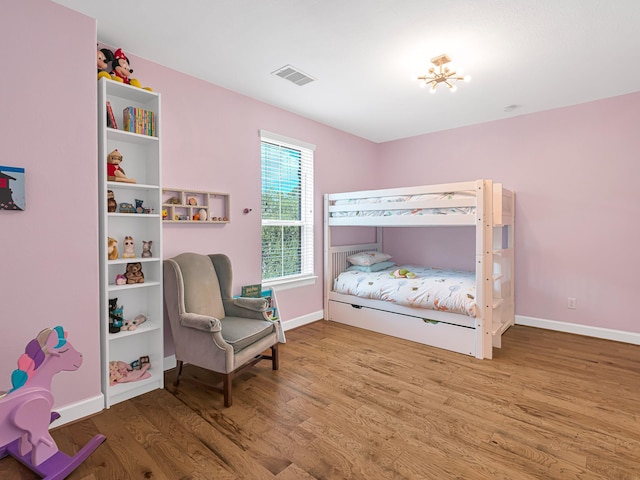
[54, 0, 640, 143]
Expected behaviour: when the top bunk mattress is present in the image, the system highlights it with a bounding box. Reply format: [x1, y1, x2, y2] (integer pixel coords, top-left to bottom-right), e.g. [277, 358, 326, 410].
[333, 264, 477, 317]
[329, 191, 476, 218]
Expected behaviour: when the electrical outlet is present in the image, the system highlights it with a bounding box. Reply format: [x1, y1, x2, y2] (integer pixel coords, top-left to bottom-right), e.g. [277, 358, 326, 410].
[568, 297, 577, 310]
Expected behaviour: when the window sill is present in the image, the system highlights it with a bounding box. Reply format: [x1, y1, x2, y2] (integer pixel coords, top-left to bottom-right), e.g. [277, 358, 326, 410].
[263, 275, 318, 292]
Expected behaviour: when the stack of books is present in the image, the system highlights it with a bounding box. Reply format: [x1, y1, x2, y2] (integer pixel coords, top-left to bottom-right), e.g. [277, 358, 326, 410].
[122, 106, 156, 136]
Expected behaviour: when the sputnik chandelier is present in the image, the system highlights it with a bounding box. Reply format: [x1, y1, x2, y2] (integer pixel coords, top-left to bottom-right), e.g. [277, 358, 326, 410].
[417, 54, 471, 93]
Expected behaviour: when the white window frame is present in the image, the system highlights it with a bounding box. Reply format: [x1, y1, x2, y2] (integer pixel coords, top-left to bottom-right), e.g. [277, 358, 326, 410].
[260, 130, 316, 291]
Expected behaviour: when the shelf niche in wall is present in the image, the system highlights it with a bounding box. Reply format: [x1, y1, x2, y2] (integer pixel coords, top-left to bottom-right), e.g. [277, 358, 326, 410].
[162, 188, 230, 224]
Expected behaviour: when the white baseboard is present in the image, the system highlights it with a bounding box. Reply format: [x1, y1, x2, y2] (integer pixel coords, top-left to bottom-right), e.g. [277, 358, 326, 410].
[282, 310, 324, 331]
[50, 393, 105, 428]
[164, 354, 177, 371]
[516, 315, 640, 346]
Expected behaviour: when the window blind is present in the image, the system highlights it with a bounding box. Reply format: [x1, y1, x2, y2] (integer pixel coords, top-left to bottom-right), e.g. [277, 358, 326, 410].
[260, 131, 314, 282]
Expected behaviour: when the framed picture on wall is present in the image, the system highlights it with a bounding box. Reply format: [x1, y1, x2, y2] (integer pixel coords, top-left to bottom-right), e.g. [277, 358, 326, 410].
[0, 165, 25, 211]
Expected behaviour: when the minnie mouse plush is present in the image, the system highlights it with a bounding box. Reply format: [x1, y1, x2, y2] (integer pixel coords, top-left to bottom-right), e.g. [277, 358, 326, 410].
[111, 48, 136, 85]
[111, 48, 152, 91]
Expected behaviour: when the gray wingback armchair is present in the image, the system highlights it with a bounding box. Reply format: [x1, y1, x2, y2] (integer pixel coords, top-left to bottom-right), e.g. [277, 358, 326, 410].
[163, 253, 285, 407]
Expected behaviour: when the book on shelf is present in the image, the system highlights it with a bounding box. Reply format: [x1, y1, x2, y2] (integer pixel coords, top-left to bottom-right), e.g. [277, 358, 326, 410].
[106, 101, 117, 129]
[123, 106, 156, 136]
[261, 289, 278, 320]
[236, 286, 278, 320]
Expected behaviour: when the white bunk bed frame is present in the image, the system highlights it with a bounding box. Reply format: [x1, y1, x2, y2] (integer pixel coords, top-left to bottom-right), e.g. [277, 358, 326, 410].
[323, 179, 515, 359]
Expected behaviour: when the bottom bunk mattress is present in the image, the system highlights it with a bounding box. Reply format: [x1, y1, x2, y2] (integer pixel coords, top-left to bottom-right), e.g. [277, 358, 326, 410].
[333, 265, 477, 317]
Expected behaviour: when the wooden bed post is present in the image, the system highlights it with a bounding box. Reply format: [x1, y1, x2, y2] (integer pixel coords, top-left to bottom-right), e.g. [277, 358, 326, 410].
[324, 193, 331, 320]
[476, 180, 494, 359]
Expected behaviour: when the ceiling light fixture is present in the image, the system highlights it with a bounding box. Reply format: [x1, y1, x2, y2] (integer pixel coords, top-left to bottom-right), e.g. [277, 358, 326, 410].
[417, 54, 471, 93]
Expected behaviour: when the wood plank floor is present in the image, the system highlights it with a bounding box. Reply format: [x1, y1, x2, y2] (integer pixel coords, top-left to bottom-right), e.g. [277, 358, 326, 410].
[2, 322, 640, 480]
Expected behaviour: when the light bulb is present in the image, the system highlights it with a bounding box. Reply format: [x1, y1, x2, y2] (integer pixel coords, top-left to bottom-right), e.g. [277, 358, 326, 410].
[450, 85, 457, 92]
[464, 75, 471, 82]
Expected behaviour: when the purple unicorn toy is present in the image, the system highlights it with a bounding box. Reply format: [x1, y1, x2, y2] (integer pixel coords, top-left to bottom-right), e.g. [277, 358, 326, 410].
[0, 326, 105, 479]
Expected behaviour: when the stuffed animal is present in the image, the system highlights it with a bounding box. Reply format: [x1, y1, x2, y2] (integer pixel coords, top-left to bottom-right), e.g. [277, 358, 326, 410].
[110, 48, 152, 91]
[125, 262, 144, 284]
[391, 268, 417, 279]
[141, 240, 153, 258]
[122, 236, 135, 258]
[115, 274, 127, 285]
[107, 149, 136, 184]
[97, 46, 114, 80]
[107, 190, 117, 212]
[122, 314, 147, 331]
[119, 202, 135, 213]
[108, 237, 119, 260]
[108, 298, 123, 333]
[135, 199, 145, 214]
[109, 359, 151, 386]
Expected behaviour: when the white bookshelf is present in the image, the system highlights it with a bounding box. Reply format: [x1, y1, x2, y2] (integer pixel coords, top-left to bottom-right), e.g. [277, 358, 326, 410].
[98, 78, 163, 408]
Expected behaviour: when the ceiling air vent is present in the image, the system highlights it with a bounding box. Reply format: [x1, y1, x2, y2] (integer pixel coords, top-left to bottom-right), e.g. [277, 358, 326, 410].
[272, 65, 316, 86]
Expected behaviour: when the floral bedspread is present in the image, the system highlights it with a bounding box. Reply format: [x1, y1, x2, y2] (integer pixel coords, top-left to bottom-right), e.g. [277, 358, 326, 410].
[333, 265, 477, 317]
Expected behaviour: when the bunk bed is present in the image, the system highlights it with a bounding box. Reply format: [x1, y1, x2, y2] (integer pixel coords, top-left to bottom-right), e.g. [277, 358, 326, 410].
[323, 180, 515, 359]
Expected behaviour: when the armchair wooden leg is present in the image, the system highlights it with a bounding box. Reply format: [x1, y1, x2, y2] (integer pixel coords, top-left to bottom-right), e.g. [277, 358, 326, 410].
[223, 372, 233, 407]
[272, 344, 279, 371]
[174, 360, 184, 387]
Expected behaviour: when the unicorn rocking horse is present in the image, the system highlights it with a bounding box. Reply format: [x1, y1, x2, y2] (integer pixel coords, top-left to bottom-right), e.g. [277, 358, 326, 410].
[0, 326, 105, 479]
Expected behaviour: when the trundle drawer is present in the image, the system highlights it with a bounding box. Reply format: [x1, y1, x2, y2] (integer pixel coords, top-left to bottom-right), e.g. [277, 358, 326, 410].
[329, 300, 476, 356]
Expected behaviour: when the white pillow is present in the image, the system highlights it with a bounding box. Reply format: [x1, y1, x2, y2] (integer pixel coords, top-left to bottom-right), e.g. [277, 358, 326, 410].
[346, 251, 392, 267]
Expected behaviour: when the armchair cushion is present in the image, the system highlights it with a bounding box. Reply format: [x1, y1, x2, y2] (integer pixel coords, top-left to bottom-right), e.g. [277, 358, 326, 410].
[220, 317, 275, 353]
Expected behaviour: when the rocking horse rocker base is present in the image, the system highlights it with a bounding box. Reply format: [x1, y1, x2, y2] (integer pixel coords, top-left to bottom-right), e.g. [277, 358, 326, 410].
[0, 327, 106, 479]
[1, 429, 106, 480]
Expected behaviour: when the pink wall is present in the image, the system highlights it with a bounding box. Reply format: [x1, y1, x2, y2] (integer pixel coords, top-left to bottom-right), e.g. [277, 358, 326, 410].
[104, 49, 380, 354]
[378, 94, 640, 332]
[4, 0, 639, 417]
[0, 0, 101, 404]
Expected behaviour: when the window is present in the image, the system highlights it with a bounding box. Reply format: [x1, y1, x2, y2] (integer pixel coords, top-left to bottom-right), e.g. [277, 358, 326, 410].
[260, 130, 315, 287]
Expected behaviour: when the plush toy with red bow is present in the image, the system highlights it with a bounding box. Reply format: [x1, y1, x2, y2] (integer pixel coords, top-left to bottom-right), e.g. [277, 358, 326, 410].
[110, 48, 152, 91]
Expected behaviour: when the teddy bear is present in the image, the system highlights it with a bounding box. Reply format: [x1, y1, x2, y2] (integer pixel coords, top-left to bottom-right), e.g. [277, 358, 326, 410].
[141, 240, 153, 258]
[107, 237, 119, 260]
[125, 262, 145, 284]
[122, 235, 135, 258]
[107, 190, 117, 212]
[107, 149, 136, 184]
